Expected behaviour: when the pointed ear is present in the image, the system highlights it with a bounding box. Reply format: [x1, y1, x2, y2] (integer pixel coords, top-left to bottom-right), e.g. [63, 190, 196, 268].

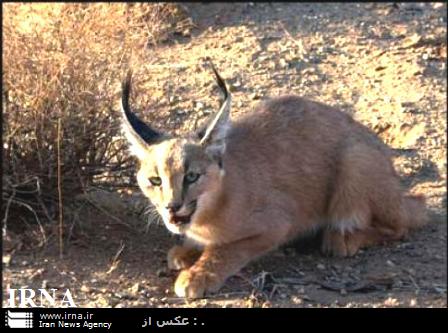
[198, 60, 232, 158]
[120, 70, 163, 159]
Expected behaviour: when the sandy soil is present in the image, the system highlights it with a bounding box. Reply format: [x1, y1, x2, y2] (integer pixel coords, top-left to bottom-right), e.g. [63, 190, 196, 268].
[3, 3, 446, 308]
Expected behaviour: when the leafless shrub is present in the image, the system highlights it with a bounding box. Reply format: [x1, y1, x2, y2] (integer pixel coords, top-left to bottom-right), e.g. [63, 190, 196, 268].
[2, 3, 190, 244]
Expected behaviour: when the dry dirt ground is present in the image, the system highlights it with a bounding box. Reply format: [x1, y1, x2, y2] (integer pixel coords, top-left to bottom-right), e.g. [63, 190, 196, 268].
[3, 3, 447, 308]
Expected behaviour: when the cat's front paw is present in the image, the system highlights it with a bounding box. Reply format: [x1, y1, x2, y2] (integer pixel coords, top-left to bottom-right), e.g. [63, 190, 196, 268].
[167, 245, 201, 270]
[174, 268, 223, 298]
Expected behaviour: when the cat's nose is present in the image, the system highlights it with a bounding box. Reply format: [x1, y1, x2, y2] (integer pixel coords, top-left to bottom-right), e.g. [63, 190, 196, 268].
[166, 202, 182, 213]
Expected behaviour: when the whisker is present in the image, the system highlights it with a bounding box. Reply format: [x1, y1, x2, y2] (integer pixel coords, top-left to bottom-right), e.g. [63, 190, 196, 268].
[142, 205, 163, 233]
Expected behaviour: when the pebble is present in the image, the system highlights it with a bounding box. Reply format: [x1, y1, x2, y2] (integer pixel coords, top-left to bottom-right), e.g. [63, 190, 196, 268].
[317, 264, 326, 270]
[291, 296, 303, 304]
[3, 255, 11, 266]
[130, 283, 140, 295]
[279, 58, 289, 68]
[81, 285, 91, 293]
[386, 260, 395, 267]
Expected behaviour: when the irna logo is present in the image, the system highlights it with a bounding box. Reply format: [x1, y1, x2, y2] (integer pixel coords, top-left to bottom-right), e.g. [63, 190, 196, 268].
[7, 288, 76, 308]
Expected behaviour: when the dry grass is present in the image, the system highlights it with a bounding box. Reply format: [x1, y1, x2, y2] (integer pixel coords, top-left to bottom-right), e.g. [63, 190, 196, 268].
[2, 3, 190, 243]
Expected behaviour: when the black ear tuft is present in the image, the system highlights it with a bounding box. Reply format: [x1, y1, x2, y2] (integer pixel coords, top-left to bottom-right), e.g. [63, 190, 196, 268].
[206, 58, 229, 101]
[121, 70, 162, 145]
[198, 59, 232, 147]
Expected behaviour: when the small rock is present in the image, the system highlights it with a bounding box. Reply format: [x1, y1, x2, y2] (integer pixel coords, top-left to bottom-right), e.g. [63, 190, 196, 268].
[3, 254, 11, 266]
[232, 80, 242, 88]
[262, 301, 272, 308]
[384, 297, 399, 307]
[401, 33, 422, 49]
[130, 283, 140, 295]
[81, 285, 91, 293]
[317, 264, 326, 270]
[302, 68, 316, 75]
[291, 296, 303, 304]
[182, 29, 191, 38]
[169, 96, 177, 104]
[279, 58, 289, 68]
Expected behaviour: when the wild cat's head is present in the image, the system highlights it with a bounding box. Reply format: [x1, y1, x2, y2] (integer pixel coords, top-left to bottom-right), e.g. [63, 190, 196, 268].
[121, 62, 231, 234]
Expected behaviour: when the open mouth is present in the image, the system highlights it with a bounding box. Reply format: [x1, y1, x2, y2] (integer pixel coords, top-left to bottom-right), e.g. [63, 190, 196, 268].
[169, 201, 197, 226]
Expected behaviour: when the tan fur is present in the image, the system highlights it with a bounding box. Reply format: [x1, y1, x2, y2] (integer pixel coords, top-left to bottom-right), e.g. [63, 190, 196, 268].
[124, 87, 428, 299]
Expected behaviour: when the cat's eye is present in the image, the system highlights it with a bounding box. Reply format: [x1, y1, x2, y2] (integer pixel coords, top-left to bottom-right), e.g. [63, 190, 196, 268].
[185, 172, 200, 184]
[149, 177, 162, 186]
